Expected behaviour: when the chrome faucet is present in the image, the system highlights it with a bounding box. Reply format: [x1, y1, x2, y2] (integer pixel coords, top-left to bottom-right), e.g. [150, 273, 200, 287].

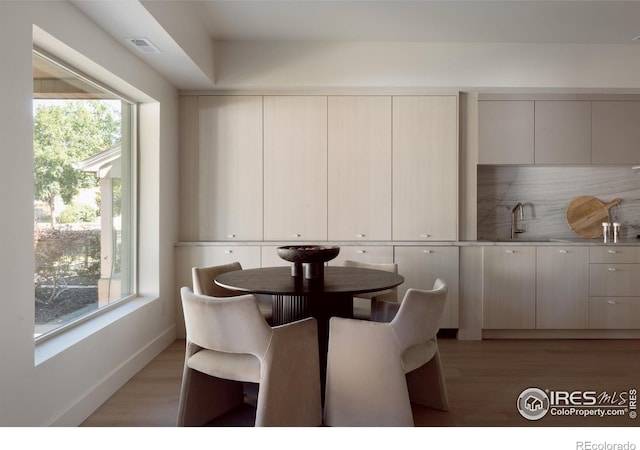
[511, 202, 525, 239]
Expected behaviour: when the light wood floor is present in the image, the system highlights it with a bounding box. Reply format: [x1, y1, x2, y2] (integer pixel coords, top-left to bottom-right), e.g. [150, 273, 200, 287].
[81, 337, 640, 427]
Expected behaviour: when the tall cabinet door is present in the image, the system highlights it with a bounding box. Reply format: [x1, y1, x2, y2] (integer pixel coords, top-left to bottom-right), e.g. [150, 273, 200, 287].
[328, 96, 392, 241]
[392, 96, 458, 241]
[482, 246, 536, 329]
[536, 246, 589, 329]
[197, 96, 263, 241]
[264, 96, 328, 241]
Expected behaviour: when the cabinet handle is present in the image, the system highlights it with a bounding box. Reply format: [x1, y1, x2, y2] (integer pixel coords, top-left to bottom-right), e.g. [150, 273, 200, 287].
[420, 234, 431, 238]
[505, 249, 515, 254]
[356, 250, 366, 254]
[224, 250, 233, 254]
[227, 234, 236, 238]
[293, 233, 302, 238]
[608, 267, 617, 272]
[607, 300, 617, 305]
[423, 250, 433, 254]
[559, 250, 569, 254]
[608, 250, 618, 254]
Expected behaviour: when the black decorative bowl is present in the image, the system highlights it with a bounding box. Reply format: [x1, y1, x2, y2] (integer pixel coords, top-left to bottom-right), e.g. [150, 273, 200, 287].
[277, 246, 340, 279]
[277, 245, 340, 264]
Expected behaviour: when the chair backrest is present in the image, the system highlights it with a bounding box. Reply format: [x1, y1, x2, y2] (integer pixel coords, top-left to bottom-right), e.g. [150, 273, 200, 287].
[343, 260, 400, 302]
[192, 262, 242, 297]
[180, 287, 272, 356]
[390, 279, 448, 350]
[342, 259, 398, 274]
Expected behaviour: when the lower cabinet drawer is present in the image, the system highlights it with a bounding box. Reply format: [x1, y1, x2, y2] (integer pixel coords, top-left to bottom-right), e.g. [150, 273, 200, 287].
[589, 264, 640, 297]
[590, 246, 640, 264]
[589, 297, 640, 329]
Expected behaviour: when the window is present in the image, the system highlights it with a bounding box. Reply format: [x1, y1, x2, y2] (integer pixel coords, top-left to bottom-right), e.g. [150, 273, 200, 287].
[33, 50, 136, 339]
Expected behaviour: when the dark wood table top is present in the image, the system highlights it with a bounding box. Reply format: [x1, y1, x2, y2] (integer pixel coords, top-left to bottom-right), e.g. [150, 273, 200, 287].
[215, 266, 404, 296]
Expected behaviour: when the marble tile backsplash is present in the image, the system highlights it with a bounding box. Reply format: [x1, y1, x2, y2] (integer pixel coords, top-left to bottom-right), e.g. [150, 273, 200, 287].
[477, 166, 640, 241]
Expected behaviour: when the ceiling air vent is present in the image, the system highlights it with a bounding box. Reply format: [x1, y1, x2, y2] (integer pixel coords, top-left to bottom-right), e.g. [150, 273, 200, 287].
[125, 37, 162, 54]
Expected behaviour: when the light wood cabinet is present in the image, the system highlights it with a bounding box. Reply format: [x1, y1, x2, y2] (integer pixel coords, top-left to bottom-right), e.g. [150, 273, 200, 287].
[589, 247, 640, 329]
[329, 245, 394, 266]
[478, 100, 534, 165]
[479, 98, 640, 166]
[589, 297, 640, 329]
[534, 101, 591, 165]
[392, 96, 458, 241]
[536, 246, 589, 329]
[260, 245, 290, 268]
[178, 96, 199, 241]
[590, 246, 640, 264]
[482, 246, 536, 329]
[592, 101, 640, 165]
[196, 96, 264, 241]
[589, 264, 640, 297]
[394, 246, 459, 328]
[263, 96, 328, 241]
[175, 245, 261, 279]
[328, 96, 392, 241]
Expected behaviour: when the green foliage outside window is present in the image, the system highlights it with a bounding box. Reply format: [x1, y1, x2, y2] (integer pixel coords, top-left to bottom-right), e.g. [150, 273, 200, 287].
[33, 101, 120, 227]
[58, 203, 99, 224]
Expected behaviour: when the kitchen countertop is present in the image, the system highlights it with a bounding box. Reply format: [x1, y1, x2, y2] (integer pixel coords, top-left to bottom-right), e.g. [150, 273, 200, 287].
[177, 239, 640, 247]
[466, 238, 640, 246]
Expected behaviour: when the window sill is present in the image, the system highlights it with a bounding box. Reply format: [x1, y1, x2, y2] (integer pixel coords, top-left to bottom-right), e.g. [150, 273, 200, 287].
[35, 295, 158, 366]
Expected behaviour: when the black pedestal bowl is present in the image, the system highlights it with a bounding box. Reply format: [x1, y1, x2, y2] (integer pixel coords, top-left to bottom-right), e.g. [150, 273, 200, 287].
[276, 245, 340, 279]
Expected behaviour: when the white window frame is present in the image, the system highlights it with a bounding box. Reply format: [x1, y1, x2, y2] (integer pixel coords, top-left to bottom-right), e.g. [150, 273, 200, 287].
[33, 48, 138, 344]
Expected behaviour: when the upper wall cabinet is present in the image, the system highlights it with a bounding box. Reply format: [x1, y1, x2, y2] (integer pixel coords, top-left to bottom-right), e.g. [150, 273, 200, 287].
[592, 101, 640, 165]
[393, 96, 458, 241]
[534, 101, 591, 165]
[263, 96, 328, 241]
[179, 96, 264, 241]
[328, 96, 392, 241]
[479, 96, 640, 166]
[478, 100, 534, 164]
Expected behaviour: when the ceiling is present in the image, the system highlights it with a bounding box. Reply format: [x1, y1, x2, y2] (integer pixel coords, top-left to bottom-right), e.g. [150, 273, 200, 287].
[70, 0, 640, 90]
[190, 0, 640, 44]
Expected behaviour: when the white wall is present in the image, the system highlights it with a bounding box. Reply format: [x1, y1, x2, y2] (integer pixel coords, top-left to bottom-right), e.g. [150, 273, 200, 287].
[213, 41, 640, 90]
[0, 1, 178, 426]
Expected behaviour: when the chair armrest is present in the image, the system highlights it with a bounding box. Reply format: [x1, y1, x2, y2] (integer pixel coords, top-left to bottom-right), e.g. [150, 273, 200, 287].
[259, 317, 322, 426]
[265, 317, 321, 377]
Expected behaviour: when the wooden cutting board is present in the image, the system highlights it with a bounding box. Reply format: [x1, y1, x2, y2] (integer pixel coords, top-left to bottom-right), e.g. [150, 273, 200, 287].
[566, 196, 621, 238]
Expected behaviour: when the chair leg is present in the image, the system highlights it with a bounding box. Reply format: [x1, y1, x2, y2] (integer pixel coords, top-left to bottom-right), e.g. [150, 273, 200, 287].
[405, 350, 449, 411]
[177, 367, 245, 426]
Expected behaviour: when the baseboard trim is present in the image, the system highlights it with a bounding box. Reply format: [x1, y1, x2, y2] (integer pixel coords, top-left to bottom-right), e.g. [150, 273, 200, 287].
[483, 329, 640, 339]
[48, 325, 176, 426]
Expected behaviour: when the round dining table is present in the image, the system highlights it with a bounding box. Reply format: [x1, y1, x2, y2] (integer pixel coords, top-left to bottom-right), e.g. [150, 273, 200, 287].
[215, 265, 405, 399]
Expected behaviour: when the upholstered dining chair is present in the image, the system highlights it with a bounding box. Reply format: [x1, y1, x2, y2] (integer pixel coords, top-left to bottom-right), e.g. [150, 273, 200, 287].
[192, 262, 273, 322]
[341, 260, 399, 321]
[324, 279, 449, 427]
[177, 287, 322, 427]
